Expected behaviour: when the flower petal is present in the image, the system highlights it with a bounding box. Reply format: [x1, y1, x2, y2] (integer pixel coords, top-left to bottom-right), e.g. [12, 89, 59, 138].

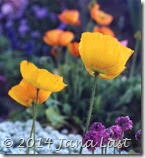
[43, 29, 63, 46]
[8, 79, 51, 106]
[58, 9, 80, 25]
[58, 31, 74, 46]
[20, 60, 67, 92]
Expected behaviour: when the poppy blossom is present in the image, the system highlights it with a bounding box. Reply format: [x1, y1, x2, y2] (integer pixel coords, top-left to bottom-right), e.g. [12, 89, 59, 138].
[93, 26, 115, 37]
[8, 79, 51, 107]
[91, 9, 113, 26]
[68, 42, 80, 57]
[20, 60, 67, 92]
[90, 3, 100, 18]
[79, 32, 134, 80]
[58, 9, 80, 25]
[43, 29, 74, 46]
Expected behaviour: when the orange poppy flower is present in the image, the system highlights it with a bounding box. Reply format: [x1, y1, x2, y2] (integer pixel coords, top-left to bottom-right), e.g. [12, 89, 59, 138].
[90, 3, 100, 18]
[20, 60, 67, 92]
[93, 26, 115, 37]
[68, 42, 80, 57]
[8, 79, 52, 107]
[43, 29, 74, 46]
[91, 9, 113, 26]
[58, 31, 75, 46]
[79, 32, 134, 80]
[58, 9, 80, 25]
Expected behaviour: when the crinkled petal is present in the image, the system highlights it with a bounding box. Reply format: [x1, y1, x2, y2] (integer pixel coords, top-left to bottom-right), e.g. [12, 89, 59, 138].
[20, 60, 67, 92]
[8, 79, 51, 106]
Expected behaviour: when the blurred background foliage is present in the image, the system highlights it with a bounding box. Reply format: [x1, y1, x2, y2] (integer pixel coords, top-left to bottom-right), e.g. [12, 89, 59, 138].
[0, 0, 141, 152]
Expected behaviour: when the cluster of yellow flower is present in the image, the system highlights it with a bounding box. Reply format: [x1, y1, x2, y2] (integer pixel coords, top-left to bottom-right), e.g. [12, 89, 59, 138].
[8, 61, 67, 106]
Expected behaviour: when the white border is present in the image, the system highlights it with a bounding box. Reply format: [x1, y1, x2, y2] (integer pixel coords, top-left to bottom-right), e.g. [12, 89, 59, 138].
[0, 1, 144, 158]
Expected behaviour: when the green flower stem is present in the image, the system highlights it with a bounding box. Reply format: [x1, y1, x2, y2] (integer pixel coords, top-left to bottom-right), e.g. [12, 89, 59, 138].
[79, 74, 98, 154]
[33, 89, 39, 154]
[54, 46, 62, 68]
[129, 38, 140, 78]
[26, 114, 34, 154]
[26, 89, 39, 154]
[92, 150, 94, 154]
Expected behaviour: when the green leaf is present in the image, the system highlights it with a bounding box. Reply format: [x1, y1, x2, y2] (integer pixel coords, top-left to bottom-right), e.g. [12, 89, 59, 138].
[45, 107, 66, 128]
[45, 98, 61, 107]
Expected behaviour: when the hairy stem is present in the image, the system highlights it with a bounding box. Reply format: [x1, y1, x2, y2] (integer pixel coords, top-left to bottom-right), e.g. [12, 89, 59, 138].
[79, 74, 98, 154]
[26, 109, 34, 154]
[33, 89, 39, 154]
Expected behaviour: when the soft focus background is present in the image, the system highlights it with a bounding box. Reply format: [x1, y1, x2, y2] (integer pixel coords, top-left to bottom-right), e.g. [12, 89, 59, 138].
[0, 0, 141, 153]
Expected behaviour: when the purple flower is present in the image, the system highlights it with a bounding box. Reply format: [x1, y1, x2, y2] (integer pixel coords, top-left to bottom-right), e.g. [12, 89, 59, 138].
[120, 40, 128, 47]
[18, 20, 29, 37]
[49, 13, 57, 23]
[24, 41, 34, 56]
[83, 129, 110, 151]
[33, 5, 48, 19]
[1, 0, 28, 19]
[57, 23, 67, 30]
[109, 125, 124, 140]
[0, 75, 6, 83]
[98, 129, 110, 144]
[5, 20, 13, 29]
[0, 13, 4, 20]
[1, 3, 13, 16]
[7, 0, 28, 8]
[31, 31, 40, 38]
[90, 122, 105, 131]
[115, 116, 133, 131]
[135, 129, 141, 141]
[83, 130, 98, 151]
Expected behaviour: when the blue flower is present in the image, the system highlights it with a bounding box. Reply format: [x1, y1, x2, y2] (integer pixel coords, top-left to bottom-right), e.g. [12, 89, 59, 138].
[33, 5, 48, 20]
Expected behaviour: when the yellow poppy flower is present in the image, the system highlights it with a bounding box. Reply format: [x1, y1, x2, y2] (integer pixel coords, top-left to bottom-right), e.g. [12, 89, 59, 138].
[79, 32, 134, 80]
[8, 79, 51, 107]
[20, 60, 67, 92]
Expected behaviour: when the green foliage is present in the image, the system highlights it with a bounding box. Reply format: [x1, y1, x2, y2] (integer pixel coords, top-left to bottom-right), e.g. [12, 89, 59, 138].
[0, 36, 9, 50]
[57, 54, 141, 130]
[45, 107, 67, 128]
